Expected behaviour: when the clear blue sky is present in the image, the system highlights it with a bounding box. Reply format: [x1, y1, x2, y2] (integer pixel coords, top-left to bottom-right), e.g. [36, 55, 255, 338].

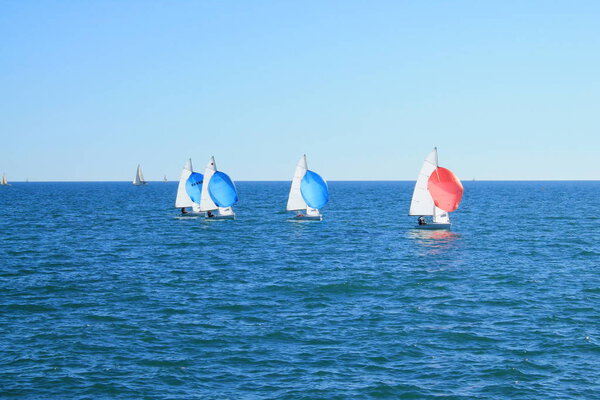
[1, 1, 599, 181]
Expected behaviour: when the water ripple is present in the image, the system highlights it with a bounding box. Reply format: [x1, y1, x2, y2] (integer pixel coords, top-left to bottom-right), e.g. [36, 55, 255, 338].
[1, 181, 600, 399]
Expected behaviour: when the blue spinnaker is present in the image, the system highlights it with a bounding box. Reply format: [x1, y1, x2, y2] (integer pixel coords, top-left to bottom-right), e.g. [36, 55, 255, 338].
[185, 172, 203, 203]
[300, 170, 329, 209]
[209, 171, 238, 207]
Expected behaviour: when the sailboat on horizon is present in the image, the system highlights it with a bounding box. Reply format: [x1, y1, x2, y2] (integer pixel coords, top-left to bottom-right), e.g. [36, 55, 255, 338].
[175, 159, 203, 215]
[199, 156, 238, 219]
[1, 173, 10, 186]
[409, 147, 463, 230]
[286, 155, 329, 221]
[132, 165, 147, 186]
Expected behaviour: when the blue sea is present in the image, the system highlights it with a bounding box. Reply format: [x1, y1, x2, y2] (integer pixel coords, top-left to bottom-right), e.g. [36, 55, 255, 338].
[1, 181, 600, 399]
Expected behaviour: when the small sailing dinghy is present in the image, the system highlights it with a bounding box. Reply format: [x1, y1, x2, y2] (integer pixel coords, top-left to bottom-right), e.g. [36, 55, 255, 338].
[199, 156, 238, 219]
[175, 159, 204, 215]
[1, 174, 10, 186]
[163, 175, 168, 183]
[409, 147, 463, 230]
[286, 155, 329, 221]
[132, 165, 147, 185]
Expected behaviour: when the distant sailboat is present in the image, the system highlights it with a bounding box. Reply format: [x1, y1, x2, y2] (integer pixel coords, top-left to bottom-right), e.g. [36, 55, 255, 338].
[1, 174, 10, 186]
[175, 159, 203, 214]
[286, 155, 329, 220]
[132, 165, 147, 185]
[163, 175, 168, 183]
[409, 147, 463, 230]
[199, 156, 238, 219]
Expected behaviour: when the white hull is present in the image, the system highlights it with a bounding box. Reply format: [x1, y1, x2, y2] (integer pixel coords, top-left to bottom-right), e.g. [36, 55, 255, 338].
[415, 223, 451, 230]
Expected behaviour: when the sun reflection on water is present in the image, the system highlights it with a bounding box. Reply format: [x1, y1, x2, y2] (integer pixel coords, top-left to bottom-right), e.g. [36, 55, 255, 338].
[407, 229, 461, 255]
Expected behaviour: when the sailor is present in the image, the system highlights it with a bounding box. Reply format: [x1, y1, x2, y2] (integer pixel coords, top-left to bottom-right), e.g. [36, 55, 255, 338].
[181, 207, 189, 214]
[207, 211, 215, 218]
[418, 216, 426, 225]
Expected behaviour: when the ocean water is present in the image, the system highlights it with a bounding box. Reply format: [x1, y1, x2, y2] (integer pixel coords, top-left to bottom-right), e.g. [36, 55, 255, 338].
[1, 181, 600, 399]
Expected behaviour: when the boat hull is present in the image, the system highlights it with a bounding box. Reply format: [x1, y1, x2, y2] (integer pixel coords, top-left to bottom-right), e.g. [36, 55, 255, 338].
[415, 223, 451, 230]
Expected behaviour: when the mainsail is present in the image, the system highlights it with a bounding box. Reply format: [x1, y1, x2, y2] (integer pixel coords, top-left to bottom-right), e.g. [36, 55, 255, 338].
[409, 148, 438, 216]
[199, 157, 218, 211]
[1, 174, 7, 185]
[175, 159, 203, 210]
[286, 155, 309, 211]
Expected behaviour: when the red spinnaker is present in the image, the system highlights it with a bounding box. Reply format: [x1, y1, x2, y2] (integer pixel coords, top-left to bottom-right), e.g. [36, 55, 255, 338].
[427, 167, 464, 212]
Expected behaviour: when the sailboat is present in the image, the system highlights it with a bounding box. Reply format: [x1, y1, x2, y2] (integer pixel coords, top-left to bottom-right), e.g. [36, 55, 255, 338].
[199, 156, 238, 219]
[1, 174, 10, 186]
[286, 155, 329, 220]
[175, 159, 204, 214]
[163, 175, 168, 183]
[409, 147, 463, 230]
[132, 165, 147, 185]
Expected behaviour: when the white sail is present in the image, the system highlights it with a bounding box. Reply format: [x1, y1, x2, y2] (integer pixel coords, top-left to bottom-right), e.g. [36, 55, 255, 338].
[175, 159, 195, 208]
[409, 148, 438, 216]
[138, 166, 145, 183]
[1, 174, 7, 185]
[286, 155, 309, 211]
[199, 156, 218, 211]
[133, 165, 145, 185]
[132, 166, 140, 185]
